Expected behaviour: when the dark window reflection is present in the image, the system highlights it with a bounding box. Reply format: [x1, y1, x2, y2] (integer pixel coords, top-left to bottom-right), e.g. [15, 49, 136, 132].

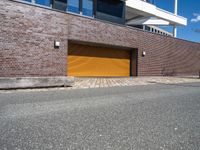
[97, 0, 124, 18]
[53, 0, 67, 11]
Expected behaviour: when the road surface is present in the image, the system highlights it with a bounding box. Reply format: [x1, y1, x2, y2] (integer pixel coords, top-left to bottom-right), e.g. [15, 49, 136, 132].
[0, 83, 200, 149]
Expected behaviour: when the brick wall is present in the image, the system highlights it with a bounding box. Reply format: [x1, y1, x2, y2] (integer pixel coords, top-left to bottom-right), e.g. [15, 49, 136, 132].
[0, 0, 68, 77]
[0, 0, 200, 77]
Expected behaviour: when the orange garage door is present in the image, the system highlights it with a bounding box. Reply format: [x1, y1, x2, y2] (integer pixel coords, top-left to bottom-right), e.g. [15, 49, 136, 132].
[68, 43, 130, 77]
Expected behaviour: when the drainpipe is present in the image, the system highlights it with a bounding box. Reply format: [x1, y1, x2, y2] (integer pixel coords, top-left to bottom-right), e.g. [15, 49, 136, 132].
[173, 0, 178, 37]
[199, 70, 200, 79]
[173, 26, 177, 37]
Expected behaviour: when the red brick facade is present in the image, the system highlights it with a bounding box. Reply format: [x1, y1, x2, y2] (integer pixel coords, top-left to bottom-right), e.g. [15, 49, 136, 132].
[0, 0, 200, 77]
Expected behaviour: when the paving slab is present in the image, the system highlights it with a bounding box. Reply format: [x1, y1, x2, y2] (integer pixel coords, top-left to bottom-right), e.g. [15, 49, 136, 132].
[69, 77, 200, 90]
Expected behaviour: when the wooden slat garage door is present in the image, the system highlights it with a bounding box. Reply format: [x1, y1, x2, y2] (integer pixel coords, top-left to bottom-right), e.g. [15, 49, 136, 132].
[68, 43, 130, 77]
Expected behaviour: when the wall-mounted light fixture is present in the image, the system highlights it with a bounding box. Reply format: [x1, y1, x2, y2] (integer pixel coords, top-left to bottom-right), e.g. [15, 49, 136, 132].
[54, 41, 60, 49]
[142, 51, 146, 57]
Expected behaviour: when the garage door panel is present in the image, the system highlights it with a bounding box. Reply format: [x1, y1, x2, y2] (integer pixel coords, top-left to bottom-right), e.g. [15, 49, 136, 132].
[68, 43, 130, 77]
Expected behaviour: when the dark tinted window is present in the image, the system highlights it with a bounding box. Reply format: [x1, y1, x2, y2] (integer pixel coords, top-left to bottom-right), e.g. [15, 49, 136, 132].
[97, 0, 124, 18]
[132, 25, 143, 29]
[145, 26, 151, 31]
[53, 0, 67, 11]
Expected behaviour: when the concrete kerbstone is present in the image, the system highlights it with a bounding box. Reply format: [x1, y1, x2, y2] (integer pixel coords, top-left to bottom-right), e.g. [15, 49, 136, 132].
[0, 76, 74, 89]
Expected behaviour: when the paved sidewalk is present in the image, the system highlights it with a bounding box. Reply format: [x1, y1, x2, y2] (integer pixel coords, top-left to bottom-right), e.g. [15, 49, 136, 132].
[69, 76, 200, 89]
[0, 76, 199, 93]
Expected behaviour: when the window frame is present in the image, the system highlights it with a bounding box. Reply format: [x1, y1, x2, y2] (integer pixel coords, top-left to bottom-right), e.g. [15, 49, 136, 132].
[20, 0, 95, 18]
[52, 0, 68, 12]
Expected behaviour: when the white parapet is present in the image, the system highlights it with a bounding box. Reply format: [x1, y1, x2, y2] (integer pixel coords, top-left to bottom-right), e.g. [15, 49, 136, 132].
[126, 17, 171, 25]
[126, 0, 187, 26]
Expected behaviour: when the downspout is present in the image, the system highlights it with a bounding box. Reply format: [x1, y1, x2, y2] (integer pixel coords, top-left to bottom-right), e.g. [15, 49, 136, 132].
[173, 0, 178, 37]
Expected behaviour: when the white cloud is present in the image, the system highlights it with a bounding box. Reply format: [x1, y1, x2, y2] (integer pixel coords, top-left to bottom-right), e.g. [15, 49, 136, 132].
[191, 13, 200, 23]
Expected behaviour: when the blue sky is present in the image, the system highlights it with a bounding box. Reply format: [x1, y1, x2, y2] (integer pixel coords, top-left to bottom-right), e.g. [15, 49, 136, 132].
[154, 0, 200, 43]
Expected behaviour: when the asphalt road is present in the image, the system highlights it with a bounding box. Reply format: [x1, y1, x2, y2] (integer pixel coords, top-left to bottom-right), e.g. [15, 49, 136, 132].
[0, 83, 200, 150]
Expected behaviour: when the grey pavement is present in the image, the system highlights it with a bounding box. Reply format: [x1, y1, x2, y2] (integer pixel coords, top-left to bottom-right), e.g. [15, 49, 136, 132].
[0, 82, 200, 150]
[69, 77, 200, 89]
[1, 76, 200, 93]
